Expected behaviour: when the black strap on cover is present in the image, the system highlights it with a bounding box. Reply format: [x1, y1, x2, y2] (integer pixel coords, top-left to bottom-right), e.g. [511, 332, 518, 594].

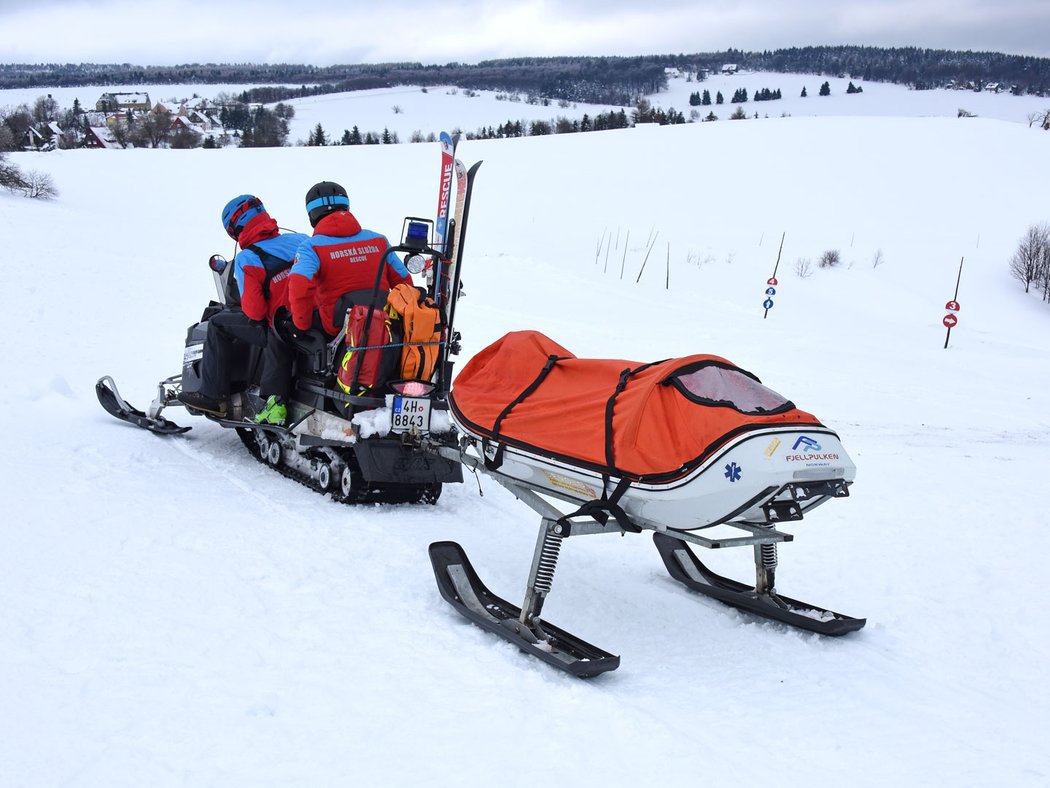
[556, 477, 640, 534]
[483, 354, 566, 470]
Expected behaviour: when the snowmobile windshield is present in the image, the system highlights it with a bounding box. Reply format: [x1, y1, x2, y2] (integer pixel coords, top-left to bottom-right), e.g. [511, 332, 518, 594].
[668, 363, 794, 415]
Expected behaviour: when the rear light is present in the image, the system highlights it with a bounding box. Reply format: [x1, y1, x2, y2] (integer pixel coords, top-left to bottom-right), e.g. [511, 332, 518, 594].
[391, 380, 435, 397]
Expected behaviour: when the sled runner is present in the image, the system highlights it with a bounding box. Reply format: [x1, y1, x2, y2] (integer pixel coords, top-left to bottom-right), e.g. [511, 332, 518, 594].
[430, 331, 864, 676]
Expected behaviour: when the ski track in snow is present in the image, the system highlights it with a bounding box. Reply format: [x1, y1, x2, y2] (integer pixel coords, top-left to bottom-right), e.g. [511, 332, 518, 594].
[2, 75, 1050, 786]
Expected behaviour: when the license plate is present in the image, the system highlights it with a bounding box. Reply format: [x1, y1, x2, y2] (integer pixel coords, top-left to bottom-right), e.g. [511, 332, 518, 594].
[391, 396, 431, 434]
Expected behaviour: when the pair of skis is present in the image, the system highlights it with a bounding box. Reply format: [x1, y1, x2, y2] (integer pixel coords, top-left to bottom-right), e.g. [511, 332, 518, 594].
[431, 131, 481, 394]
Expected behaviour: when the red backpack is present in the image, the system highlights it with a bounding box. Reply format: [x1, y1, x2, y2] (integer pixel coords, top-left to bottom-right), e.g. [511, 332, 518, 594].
[336, 304, 399, 396]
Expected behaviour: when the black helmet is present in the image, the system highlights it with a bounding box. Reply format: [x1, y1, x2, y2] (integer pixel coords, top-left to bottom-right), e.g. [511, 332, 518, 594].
[305, 181, 349, 227]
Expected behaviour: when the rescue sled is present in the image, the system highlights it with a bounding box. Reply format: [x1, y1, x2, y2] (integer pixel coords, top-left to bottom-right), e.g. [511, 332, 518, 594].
[430, 331, 864, 677]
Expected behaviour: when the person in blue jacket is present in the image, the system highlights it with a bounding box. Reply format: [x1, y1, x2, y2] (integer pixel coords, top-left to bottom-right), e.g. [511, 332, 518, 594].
[178, 194, 308, 425]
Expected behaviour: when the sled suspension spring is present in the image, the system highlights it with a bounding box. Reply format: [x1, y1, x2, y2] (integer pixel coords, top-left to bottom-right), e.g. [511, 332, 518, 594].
[534, 528, 564, 596]
[760, 542, 778, 571]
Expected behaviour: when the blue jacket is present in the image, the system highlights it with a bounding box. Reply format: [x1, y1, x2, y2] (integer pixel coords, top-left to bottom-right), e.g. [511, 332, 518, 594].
[235, 231, 309, 323]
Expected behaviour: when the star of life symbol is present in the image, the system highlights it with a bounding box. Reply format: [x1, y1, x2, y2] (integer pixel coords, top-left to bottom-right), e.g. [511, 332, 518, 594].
[724, 462, 742, 482]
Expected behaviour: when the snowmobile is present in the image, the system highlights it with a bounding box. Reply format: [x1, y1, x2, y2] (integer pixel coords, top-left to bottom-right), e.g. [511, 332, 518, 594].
[97, 160, 482, 505]
[428, 331, 865, 677]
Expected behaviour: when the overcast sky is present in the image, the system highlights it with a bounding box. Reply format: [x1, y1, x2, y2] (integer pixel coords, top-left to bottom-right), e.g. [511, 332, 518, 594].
[2, 0, 1047, 65]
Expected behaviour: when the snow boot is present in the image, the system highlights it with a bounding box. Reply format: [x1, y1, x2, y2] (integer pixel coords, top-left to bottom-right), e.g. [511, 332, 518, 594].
[177, 389, 227, 417]
[255, 395, 287, 426]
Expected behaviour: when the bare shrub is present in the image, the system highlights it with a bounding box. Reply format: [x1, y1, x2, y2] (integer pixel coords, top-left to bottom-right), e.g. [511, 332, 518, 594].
[794, 257, 813, 278]
[21, 170, 58, 199]
[872, 248, 885, 268]
[819, 249, 841, 268]
[0, 156, 56, 199]
[170, 126, 202, 149]
[685, 250, 715, 267]
[0, 155, 28, 191]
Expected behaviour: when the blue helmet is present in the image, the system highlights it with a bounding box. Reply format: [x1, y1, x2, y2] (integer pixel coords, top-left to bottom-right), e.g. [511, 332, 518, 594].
[222, 194, 266, 239]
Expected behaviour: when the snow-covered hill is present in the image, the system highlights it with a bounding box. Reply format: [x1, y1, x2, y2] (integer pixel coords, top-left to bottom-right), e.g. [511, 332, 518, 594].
[2, 92, 1049, 786]
[4, 69, 1048, 147]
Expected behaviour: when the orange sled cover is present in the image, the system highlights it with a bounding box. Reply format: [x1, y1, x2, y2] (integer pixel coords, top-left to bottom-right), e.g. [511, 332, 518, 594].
[449, 331, 824, 484]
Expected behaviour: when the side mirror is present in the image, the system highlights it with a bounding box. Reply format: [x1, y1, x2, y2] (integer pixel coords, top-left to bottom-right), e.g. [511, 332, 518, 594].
[208, 254, 229, 274]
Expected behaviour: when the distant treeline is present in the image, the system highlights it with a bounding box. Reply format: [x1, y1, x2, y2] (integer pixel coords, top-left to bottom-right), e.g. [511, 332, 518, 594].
[2, 46, 1048, 104]
[722, 46, 1050, 92]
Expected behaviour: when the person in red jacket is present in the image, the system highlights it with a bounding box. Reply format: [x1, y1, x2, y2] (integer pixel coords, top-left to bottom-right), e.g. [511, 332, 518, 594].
[288, 181, 412, 336]
[178, 195, 307, 425]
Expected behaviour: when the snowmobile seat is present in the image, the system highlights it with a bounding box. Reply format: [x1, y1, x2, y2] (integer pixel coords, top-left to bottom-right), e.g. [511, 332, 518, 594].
[270, 311, 327, 376]
[294, 332, 329, 371]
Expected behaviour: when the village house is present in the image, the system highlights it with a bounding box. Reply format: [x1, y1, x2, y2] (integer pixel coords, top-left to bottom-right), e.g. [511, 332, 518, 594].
[82, 126, 122, 149]
[23, 121, 63, 150]
[95, 92, 151, 112]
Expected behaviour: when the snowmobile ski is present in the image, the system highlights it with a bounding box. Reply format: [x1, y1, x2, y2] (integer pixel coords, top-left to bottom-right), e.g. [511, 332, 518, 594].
[653, 532, 865, 635]
[429, 541, 620, 678]
[95, 376, 189, 435]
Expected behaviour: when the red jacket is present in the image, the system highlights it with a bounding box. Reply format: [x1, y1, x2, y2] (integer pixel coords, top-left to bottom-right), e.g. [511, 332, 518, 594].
[288, 211, 412, 335]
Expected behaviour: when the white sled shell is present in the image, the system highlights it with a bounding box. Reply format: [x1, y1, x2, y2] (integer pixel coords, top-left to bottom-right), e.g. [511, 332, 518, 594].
[458, 421, 855, 531]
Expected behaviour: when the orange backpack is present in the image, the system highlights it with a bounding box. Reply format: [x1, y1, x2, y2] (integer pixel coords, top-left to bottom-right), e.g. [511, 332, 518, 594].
[386, 283, 444, 381]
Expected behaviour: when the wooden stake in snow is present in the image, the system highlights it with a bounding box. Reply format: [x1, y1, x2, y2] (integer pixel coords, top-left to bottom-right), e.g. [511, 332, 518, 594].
[665, 242, 670, 290]
[635, 231, 659, 283]
[620, 229, 630, 280]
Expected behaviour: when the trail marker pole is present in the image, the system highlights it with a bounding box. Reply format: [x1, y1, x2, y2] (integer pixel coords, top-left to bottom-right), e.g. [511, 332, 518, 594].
[763, 232, 786, 319]
[943, 256, 964, 349]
